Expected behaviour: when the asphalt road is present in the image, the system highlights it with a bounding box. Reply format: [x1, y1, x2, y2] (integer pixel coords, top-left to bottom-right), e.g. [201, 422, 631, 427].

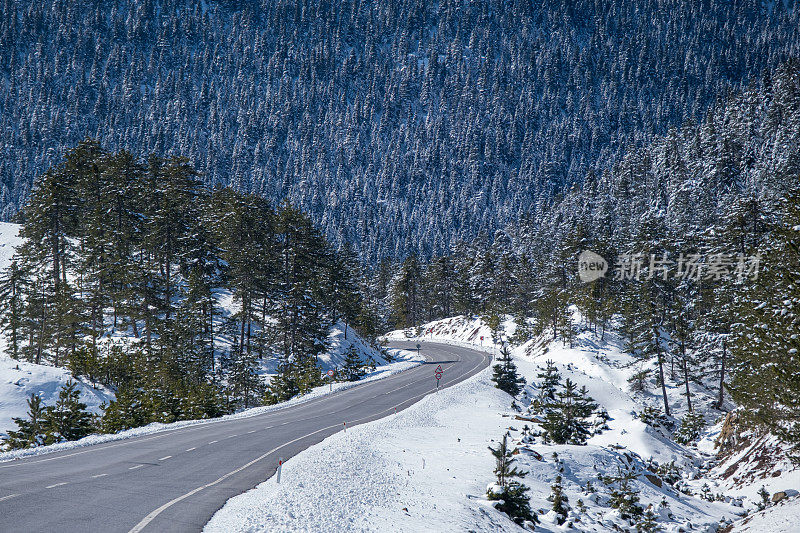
[0, 341, 490, 533]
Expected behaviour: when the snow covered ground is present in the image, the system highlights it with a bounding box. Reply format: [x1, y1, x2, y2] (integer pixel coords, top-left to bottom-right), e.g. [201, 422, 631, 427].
[208, 315, 800, 532]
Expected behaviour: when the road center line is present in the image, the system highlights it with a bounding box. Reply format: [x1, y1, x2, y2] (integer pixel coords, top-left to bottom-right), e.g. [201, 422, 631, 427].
[91, 473, 108, 478]
[208, 440, 218, 444]
[0, 494, 18, 502]
[46, 482, 68, 489]
[129, 465, 144, 470]
[158, 456, 172, 461]
[185, 447, 196, 452]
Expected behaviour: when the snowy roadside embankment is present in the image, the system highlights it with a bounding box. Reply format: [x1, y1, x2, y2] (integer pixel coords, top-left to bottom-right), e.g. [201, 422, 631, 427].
[0, 348, 423, 463]
[383, 315, 501, 353]
[205, 366, 519, 533]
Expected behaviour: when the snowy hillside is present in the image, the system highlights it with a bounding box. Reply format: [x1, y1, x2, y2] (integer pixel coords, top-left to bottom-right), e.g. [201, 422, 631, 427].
[210, 316, 800, 532]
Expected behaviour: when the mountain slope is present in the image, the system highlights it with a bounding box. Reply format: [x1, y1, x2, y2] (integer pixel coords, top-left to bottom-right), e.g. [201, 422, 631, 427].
[2, 0, 799, 260]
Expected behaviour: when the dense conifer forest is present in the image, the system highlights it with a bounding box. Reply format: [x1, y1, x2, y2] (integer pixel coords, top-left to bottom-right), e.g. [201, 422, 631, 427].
[0, 141, 374, 437]
[1, 0, 799, 260]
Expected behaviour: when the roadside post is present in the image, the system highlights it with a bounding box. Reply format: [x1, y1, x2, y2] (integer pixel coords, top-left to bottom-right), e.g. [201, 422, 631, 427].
[327, 369, 335, 391]
[277, 457, 283, 483]
[435, 364, 443, 390]
[416, 343, 421, 357]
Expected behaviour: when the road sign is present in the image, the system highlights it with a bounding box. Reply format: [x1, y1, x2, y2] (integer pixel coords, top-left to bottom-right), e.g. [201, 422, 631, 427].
[327, 369, 335, 377]
[435, 364, 443, 389]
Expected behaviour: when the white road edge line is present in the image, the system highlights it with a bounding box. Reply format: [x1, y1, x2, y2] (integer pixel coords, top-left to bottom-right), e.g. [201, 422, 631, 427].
[128, 346, 489, 533]
[1, 344, 438, 471]
[0, 494, 19, 501]
[46, 482, 68, 489]
[128, 421, 345, 533]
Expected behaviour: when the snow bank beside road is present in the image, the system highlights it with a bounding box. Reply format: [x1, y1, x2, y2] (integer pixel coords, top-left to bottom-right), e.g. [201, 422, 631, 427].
[0, 348, 422, 462]
[205, 367, 518, 533]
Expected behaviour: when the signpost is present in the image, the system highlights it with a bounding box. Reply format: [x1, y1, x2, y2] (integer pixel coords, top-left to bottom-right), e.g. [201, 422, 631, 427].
[416, 343, 421, 356]
[327, 369, 335, 391]
[435, 364, 443, 389]
[277, 457, 283, 483]
[480, 335, 484, 346]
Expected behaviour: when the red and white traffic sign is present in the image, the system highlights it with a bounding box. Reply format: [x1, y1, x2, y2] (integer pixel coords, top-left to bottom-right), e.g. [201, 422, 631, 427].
[327, 369, 335, 377]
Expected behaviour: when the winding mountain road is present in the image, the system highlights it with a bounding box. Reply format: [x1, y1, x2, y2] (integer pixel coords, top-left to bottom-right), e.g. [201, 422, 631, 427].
[0, 341, 490, 533]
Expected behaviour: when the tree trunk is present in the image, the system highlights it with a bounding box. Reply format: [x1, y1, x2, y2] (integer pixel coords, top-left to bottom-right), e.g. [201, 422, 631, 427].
[654, 328, 670, 416]
[681, 340, 692, 412]
[716, 339, 726, 410]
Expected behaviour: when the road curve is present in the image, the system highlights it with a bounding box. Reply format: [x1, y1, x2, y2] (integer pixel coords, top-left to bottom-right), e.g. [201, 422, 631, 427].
[0, 342, 490, 533]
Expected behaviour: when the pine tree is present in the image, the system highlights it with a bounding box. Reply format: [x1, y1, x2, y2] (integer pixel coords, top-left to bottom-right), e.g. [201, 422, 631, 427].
[605, 466, 643, 520]
[486, 434, 536, 526]
[536, 360, 561, 402]
[636, 507, 661, 532]
[3, 394, 52, 449]
[46, 381, 94, 442]
[540, 378, 598, 445]
[264, 362, 300, 405]
[227, 349, 264, 410]
[100, 385, 148, 433]
[491, 344, 525, 396]
[548, 474, 569, 525]
[0, 260, 27, 360]
[340, 345, 366, 381]
[729, 185, 800, 453]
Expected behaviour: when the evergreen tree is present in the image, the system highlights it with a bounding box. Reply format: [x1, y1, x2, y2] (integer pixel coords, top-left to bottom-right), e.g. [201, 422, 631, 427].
[3, 393, 52, 449]
[540, 378, 598, 445]
[486, 434, 536, 526]
[536, 360, 561, 402]
[491, 344, 525, 396]
[548, 474, 570, 525]
[729, 185, 800, 453]
[340, 345, 367, 381]
[0, 260, 27, 360]
[604, 466, 643, 520]
[46, 381, 94, 442]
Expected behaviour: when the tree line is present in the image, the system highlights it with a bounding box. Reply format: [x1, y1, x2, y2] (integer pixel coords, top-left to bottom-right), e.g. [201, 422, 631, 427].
[0, 141, 374, 437]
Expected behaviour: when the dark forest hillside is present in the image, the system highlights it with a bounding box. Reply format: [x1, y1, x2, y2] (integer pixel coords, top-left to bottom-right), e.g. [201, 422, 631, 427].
[1, 0, 799, 260]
